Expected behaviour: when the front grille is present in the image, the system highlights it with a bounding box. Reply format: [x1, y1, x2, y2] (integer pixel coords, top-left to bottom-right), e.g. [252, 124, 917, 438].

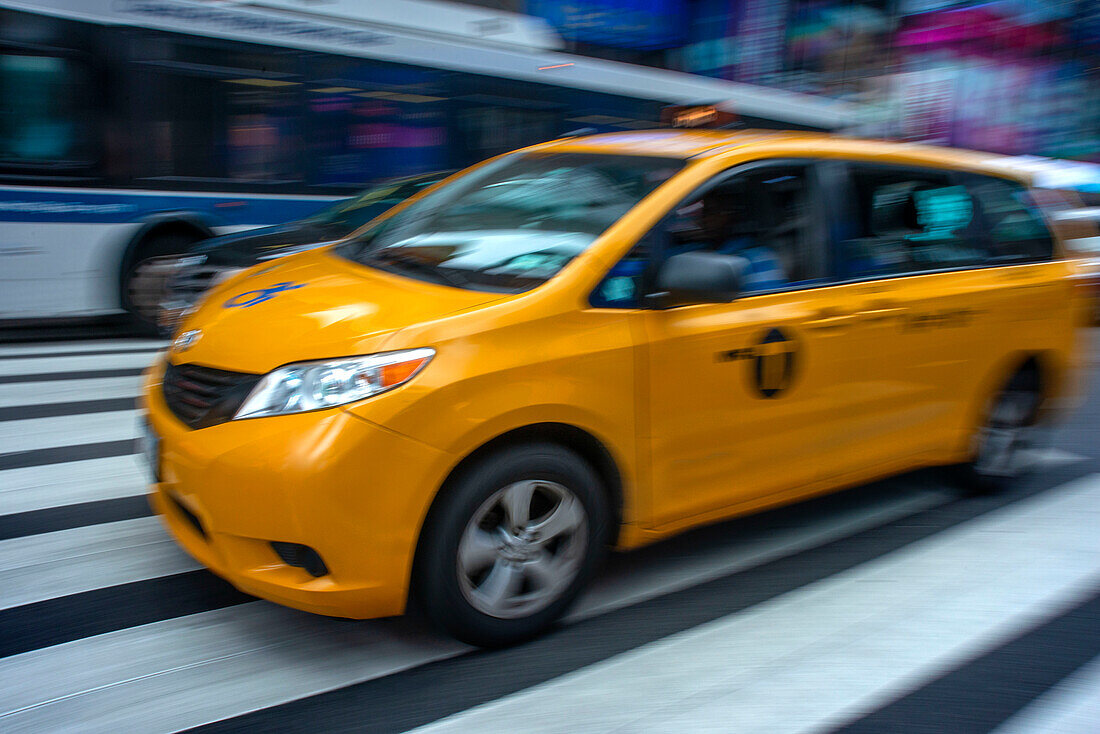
[163, 362, 261, 429]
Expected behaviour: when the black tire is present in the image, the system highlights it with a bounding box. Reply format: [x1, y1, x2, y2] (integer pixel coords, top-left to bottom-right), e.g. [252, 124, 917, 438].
[952, 367, 1042, 494]
[121, 232, 197, 336]
[413, 443, 610, 647]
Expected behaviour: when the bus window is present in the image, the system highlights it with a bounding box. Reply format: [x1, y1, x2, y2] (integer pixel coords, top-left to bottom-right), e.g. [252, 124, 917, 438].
[300, 54, 451, 188]
[128, 35, 303, 187]
[0, 53, 91, 164]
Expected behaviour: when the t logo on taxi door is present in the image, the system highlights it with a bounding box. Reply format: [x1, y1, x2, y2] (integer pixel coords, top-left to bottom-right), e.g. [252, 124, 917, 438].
[717, 327, 799, 398]
[753, 328, 798, 398]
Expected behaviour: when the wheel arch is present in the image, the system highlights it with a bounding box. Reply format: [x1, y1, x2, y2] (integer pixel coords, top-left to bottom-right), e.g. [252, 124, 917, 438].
[999, 351, 1055, 407]
[967, 350, 1059, 437]
[415, 422, 625, 567]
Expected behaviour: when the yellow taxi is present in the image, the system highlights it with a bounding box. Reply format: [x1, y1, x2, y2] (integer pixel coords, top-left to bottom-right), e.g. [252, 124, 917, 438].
[142, 129, 1088, 646]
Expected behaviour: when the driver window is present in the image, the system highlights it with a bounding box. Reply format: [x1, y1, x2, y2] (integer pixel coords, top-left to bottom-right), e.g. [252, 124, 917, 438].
[665, 165, 825, 294]
[589, 163, 825, 308]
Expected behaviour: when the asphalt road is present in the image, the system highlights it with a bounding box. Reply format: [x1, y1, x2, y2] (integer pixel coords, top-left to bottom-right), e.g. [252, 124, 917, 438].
[1, 328, 1099, 733]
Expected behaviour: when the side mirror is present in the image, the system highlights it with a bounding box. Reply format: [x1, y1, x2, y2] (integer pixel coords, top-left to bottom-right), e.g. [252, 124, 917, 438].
[648, 250, 746, 308]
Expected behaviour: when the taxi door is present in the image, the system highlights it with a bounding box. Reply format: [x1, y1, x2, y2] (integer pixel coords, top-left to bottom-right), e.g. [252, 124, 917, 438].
[641, 161, 869, 528]
[818, 162, 1025, 471]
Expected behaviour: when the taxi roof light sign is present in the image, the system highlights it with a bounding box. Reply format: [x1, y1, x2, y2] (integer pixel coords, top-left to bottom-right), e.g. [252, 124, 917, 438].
[662, 104, 740, 129]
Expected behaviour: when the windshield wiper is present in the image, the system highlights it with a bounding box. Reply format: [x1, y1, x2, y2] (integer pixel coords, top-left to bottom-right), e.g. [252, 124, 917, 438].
[364, 249, 470, 288]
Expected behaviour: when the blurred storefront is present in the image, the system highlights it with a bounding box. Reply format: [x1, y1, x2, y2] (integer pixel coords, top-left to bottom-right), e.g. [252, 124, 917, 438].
[525, 0, 688, 66]
[494, 0, 1099, 161]
[886, 1, 1098, 159]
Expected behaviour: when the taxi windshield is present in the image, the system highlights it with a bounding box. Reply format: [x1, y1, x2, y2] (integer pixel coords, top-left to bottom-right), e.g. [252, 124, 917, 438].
[336, 152, 683, 292]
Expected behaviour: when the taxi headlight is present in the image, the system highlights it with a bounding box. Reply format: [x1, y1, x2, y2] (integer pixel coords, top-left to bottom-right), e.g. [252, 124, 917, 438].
[233, 348, 434, 420]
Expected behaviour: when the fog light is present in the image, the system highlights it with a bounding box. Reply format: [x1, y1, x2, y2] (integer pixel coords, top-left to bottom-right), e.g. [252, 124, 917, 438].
[270, 542, 329, 577]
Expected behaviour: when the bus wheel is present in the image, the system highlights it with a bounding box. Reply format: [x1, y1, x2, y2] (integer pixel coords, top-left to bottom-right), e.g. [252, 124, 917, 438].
[122, 233, 197, 336]
[413, 443, 609, 647]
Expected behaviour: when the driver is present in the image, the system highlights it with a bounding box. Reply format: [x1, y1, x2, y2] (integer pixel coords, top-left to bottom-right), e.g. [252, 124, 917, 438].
[699, 190, 787, 292]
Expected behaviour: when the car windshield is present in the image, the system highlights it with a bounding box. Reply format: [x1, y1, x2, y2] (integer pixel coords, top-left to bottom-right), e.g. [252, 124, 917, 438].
[307, 174, 448, 232]
[336, 152, 683, 292]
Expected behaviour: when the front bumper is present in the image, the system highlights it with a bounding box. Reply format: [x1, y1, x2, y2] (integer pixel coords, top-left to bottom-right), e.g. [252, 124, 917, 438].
[144, 361, 453, 619]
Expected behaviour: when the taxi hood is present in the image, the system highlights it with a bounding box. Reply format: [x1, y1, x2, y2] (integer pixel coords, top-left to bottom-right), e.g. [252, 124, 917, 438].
[175, 249, 507, 374]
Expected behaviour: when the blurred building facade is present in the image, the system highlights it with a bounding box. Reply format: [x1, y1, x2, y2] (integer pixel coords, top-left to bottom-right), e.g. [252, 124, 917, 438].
[463, 0, 1100, 161]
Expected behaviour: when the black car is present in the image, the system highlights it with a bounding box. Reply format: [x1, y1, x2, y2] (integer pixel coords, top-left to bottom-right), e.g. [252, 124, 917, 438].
[158, 171, 451, 330]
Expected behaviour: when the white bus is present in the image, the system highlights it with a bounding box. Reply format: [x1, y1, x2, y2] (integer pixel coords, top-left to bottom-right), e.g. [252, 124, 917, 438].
[0, 0, 860, 331]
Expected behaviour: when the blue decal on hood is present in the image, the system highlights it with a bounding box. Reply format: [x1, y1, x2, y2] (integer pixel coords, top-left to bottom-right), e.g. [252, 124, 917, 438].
[224, 282, 305, 308]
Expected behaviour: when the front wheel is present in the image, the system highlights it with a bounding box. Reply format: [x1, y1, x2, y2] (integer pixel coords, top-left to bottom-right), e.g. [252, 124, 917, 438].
[413, 443, 609, 647]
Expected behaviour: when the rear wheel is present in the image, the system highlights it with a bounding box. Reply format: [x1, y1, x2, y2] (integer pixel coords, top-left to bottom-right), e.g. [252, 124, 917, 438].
[954, 368, 1043, 494]
[413, 443, 609, 647]
[122, 233, 198, 335]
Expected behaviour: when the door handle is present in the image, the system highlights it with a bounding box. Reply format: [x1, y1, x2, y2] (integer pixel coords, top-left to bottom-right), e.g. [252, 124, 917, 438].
[805, 312, 858, 330]
[858, 306, 907, 320]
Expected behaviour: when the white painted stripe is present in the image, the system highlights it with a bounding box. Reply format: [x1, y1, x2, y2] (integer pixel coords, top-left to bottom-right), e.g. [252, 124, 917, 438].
[569, 473, 954, 624]
[412, 473, 1100, 734]
[0, 516, 198, 610]
[0, 473, 960, 732]
[0, 455, 148, 515]
[0, 341, 165, 357]
[0, 410, 139, 453]
[0, 603, 466, 734]
[0, 456, 1090, 732]
[571, 449, 1083, 624]
[0, 376, 142, 408]
[993, 655, 1100, 734]
[0, 352, 158, 377]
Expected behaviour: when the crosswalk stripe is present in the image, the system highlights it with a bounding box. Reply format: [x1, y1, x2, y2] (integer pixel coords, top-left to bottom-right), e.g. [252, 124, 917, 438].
[569, 473, 952, 624]
[0, 496, 151, 541]
[0, 340, 165, 357]
[0, 455, 147, 515]
[409, 473, 1100, 734]
[0, 517, 198, 610]
[0, 352, 159, 377]
[829, 587, 1100, 734]
[0, 603, 466, 734]
[993, 653, 1100, 734]
[0, 570, 253, 659]
[0, 410, 140, 454]
[156, 466, 1100, 734]
[0, 440, 136, 471]
[0, 348, 162, 361]
[0, 475, 962, 733]
[0, 398, 137, 421]
[0, 461, 1009, 729]
[0, 376, 144, 408]
[0, 368, 145, 385]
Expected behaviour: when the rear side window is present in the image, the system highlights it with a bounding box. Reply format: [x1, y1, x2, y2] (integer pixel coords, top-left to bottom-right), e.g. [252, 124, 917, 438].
[835, 165, 985, 280]
[963, 175, 1054, 262]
